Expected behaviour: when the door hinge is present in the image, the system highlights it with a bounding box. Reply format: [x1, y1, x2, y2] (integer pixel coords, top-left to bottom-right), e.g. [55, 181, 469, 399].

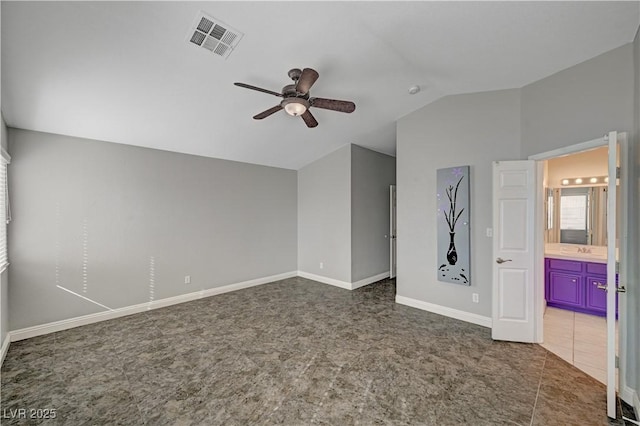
[616, 167, 620, 179]
[615, 356, 619, 368]
[616, 261, 619, 274]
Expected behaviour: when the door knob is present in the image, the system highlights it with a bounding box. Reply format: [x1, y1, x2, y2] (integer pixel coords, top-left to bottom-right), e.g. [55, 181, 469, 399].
[595, 283, 626, 293]
[496, 257, 512, 264]
[595, 282, 608, 291]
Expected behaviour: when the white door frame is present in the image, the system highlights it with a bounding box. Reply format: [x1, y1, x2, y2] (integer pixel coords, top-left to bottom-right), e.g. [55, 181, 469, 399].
[528, 133, 630, 408]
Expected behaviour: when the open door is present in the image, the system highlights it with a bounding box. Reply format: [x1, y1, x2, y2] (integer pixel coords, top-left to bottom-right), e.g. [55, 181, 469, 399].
[491, 160, 536, 342]
[390, 185, 397, 279]
[605, 131, 618, 419]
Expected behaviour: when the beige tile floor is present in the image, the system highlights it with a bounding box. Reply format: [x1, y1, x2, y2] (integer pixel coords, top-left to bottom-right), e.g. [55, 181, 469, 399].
[542, 306, 618, 386]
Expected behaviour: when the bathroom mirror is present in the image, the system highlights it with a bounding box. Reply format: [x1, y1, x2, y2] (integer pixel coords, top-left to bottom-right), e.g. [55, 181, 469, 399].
[545, 186, 608, 246]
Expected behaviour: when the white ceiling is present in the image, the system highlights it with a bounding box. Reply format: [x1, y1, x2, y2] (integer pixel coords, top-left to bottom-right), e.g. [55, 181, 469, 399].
[2, 2, 639, 170]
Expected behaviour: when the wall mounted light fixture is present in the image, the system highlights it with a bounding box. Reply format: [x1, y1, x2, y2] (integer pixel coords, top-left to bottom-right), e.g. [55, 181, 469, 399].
[560, 175, 608, 186]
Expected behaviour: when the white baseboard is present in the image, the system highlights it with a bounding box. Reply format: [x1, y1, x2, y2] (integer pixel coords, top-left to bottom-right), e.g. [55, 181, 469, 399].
[0, 333, 10, 366]
[297, 271, 389, 291]
[351, 272, 389, 290]
[10, 271, 297, 342]
[297, 271, 352, 290]
[395, 295, 492, 328]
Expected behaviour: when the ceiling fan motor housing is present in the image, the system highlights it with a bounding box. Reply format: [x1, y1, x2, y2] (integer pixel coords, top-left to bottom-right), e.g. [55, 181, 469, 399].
[282, 84, 297, 97]
[282, 84, 310, 100]
[288, 68, 302, 81]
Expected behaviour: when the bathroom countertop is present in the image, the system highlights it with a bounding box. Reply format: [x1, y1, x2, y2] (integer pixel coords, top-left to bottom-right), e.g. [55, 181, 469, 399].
[544, 252, 607, 264]
[544, 243, 609, 264]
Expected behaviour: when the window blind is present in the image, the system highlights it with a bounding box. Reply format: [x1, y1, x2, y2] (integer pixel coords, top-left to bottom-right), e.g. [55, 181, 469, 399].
[0, 149, 11, 273]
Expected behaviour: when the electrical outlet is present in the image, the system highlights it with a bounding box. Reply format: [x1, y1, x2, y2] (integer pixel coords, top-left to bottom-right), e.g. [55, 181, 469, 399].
[319, 262, 324, 269]
[184, 275, 191, 284]
[486, 228, 493, 237]
[472, 293, 479, 303]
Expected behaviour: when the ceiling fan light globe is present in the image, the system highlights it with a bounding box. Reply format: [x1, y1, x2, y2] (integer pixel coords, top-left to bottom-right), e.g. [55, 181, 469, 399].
[284, 102, 307, 116]
[281, 98, 309, 117]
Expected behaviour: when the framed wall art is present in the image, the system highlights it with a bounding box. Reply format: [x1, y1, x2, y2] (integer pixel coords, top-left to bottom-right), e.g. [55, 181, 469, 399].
[436, 166, 470, 285]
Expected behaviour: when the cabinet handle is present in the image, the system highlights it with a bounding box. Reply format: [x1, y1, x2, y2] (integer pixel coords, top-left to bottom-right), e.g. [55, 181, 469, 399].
[571, 279, 576, 283]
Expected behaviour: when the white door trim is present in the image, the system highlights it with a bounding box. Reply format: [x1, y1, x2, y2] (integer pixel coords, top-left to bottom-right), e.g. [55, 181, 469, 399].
[606, 131, 617, 418]
[617, 133, 630, 406]
[528, 136, 607, 161]
[534, 161, 546, 343]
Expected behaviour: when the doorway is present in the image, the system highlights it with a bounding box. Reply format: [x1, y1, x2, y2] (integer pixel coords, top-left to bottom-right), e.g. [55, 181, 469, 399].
[492, 132, 628, 418]
[539, 146, 613, 385]
[529, 131, 629, 418]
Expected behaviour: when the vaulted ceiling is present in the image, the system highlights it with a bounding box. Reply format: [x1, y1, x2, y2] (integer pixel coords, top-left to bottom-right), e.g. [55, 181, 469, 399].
[2, 2, 639, 169]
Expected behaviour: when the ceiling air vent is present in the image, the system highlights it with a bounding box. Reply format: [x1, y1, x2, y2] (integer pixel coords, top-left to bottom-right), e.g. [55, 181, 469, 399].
[187, 12, 243, 60]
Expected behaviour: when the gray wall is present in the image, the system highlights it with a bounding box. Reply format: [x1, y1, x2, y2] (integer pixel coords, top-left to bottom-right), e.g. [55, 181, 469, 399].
[521, 44, 634, 158]
[1, 116, 8, 344]
[297, 145, 352, 282]
[8, 129, 297, 330]
[521, 41, 636, 397]
[396, 89, 522, 317]
[351, 145, 396, 282]
[397, 41, 637, 396]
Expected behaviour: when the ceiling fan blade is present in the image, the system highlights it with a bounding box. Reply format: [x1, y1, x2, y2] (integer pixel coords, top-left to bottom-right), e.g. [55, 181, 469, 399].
[295, 68, 319, 95]
[310, 97, 356, 113]
[253, 105, 283, 120]
[234, 82, 283, 97]
[301, 110, 318, 128]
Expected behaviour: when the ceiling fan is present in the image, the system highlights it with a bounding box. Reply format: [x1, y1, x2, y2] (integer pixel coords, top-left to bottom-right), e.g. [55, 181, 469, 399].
[234, 68, 356, 128]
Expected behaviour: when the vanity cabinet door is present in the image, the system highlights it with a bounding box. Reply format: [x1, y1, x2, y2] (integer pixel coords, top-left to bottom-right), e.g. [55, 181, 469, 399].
[548, 272, 582, 307]
[586, 276, 607, 313]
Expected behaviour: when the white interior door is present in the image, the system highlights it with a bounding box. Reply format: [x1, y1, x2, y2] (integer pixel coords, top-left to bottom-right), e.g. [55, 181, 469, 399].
[390, 185, 397, 279]
[605, 131, 618, 419]
[492, 160, 536, 342]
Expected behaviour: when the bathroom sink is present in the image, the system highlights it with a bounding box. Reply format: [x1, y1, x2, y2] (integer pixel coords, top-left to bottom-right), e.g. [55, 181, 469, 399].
[560, 246, 593, 254]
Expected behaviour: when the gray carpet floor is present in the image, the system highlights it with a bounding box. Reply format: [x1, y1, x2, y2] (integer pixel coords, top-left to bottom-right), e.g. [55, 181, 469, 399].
[1, 277, 635, 425]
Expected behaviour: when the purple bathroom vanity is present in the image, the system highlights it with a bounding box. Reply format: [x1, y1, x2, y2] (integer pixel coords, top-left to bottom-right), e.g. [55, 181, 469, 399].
[545, 257, 617, 317]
